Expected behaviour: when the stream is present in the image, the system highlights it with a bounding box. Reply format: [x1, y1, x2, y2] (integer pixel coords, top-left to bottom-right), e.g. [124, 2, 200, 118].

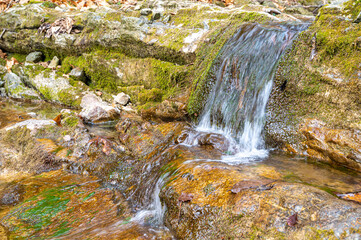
[1, 22, 361, 239]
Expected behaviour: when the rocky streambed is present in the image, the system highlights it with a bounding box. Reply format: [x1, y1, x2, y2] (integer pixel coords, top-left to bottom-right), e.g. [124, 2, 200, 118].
[0, 0, 361, 239]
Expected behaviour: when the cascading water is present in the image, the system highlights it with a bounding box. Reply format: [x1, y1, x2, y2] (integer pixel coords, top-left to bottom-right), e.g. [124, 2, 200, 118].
[194, 23, 308, 162]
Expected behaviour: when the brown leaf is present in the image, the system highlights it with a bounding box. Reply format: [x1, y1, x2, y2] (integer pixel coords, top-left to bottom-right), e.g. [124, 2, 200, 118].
[88, 136, 113, 155]
[178, 192, 193, 202]
[5, 57, 19, 73]
[53, 114, 62, 126]
[337, 192, 361, 204]
[231, 179, 274, 194]
[287, 213, 298, 227]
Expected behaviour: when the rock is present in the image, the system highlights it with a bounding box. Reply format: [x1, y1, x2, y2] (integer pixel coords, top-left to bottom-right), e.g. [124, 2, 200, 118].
[48, 56, 59, 69]
[25, 52, 43, 63]
[354, 11, 361, 23]
[26, 70, 81, 106]
[299, 119, 361, 172]
[140, 8, 152, 16]
[266, 8, 281, 15]
[5, 119, 56, 133]
[0, 183, 24, 206]
[161, 160, 361, 239]
[27, 112, 37, 118]
[152, 12, 162, 21]
[79, 93, 120, 123]
[4, 73, 40, 99]
[69, 67, 86, 82]
[0, 88, 6, 97]
[113, 92, 130, 106]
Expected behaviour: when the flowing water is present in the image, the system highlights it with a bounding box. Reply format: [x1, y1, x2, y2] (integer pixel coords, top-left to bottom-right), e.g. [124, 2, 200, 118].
[1, 22, 361, 239]
[186, 23, 309, 163]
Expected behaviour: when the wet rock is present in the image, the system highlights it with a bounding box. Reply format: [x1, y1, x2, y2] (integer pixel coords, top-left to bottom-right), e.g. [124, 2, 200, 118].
[0, 183, 24, 207]
[69, 67, 86, 82]
[48, 56, 60, 69]
[140, 100, 188, 121]
[161, 161, 361, 239]
[25, 52, 43, 63]
[198, 133, 230, 152]
[0, 170, 134, 239]
[4, 73, 40, 100]
[140, 8, 152, 16]
[79, 93, 120, 123]
[299, 119, 361, 172]
[113, 92, 130, 106]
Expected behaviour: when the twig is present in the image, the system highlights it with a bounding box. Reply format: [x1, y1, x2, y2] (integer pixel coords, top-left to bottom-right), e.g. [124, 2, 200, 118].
[0, 29, 6, 39]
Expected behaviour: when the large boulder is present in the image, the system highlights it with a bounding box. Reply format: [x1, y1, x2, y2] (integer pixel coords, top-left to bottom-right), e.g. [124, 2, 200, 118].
[79, 93, 120, 123]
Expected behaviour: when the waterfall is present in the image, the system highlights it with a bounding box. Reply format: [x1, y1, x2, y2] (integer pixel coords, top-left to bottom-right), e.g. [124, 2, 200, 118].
[196, 23, 307, 162]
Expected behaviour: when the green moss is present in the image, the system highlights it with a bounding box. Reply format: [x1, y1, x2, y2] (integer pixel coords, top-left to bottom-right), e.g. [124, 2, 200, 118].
[138, 88, 163, 104]
[58, 89, 81, 107]
[42, 1, 57, 8]
[62, 116, 79, 128]
[7, 53, 27, 63]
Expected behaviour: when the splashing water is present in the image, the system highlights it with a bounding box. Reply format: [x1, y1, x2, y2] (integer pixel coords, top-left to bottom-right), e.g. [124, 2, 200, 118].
[195, 23, 308, 163]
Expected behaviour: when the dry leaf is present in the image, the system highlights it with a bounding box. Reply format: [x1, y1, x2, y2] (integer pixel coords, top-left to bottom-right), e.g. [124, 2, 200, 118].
[88, 136, 113, 155]
[0, 49, 6, 59]
[287, 213, 298, 227]
[5, 57, 19, 73]
[38, 17, 75, 38]
[178, 192, 194, 202]
[337, 192, 361, 204]
[53, 114, 62, 126]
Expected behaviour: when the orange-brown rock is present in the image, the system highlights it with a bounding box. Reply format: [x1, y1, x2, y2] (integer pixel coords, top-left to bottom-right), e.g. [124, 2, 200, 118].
[299, 119, 361, 172]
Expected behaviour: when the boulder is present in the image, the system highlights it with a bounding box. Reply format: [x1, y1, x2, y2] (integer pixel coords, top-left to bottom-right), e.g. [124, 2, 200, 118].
[140, 8, 152, 16]
[79, 93, 120, 123]
[26, 70, 81, 106]
[69, 67, 86, 82]
[25, 52, 43, 63]
[113, 92, 130, 106]
[4, 73, 40, 99]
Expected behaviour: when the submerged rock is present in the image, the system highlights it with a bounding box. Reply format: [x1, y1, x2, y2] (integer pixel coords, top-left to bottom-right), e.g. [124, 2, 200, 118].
[5, 119, 56, 133]
[80, 93, 120, 123]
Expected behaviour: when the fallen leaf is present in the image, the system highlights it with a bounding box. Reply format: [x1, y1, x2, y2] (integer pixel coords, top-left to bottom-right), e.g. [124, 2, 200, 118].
[287, 213, 298, 227]
[0, 49, 6, 59]
[88, 136, 113, 155]
[337, 192, 361, 204]
[231, 179, 275, 194]
[53, 114, 62, 126]
[5, 57, 19, 73]
[178, 192, 194, 202]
